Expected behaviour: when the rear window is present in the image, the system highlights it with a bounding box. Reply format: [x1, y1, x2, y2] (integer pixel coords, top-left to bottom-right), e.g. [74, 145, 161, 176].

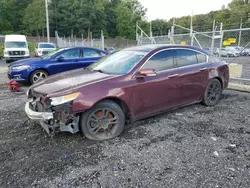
[39, 44, 55, 48]
[175, 49, 197, 67]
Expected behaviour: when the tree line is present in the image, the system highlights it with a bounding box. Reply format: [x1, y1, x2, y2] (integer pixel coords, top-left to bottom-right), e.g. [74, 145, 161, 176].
[0, 0, 249, 40]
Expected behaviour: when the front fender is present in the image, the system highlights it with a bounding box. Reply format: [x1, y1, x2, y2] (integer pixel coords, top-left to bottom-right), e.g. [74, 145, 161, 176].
[71, 87, 128, 113]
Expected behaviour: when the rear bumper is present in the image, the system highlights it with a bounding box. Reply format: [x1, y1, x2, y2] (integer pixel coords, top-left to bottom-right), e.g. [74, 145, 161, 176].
[25, 102, 53, 120]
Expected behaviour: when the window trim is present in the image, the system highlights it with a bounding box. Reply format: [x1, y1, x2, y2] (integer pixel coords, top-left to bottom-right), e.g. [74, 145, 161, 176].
[137, 48, 209, 75]
[83, 48, 103, 58]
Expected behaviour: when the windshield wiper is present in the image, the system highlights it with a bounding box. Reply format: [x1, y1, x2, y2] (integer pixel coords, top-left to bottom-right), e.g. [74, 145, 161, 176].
[94, 69, 104, 73]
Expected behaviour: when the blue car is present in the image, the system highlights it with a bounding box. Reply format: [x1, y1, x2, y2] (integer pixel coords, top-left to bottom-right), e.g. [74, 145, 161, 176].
[8, 47, 108, 84]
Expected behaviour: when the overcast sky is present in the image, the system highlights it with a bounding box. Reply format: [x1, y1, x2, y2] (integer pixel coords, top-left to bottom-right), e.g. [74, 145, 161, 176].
[139, 0, 232, 21]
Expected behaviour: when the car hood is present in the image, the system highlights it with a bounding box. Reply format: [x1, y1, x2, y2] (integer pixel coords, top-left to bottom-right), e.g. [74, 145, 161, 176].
[30, 69, 117, 95]
[9, 58, 45, 67]
[5, 48, 28, 51]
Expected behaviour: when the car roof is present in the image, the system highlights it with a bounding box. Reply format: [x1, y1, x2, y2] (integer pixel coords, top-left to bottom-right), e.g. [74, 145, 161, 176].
[5, 35, 26, 41]
[58, 46, 107, 52]
[123, 44, 210, 55]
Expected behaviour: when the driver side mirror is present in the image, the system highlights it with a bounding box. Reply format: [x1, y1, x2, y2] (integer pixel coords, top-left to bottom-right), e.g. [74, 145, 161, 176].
[135, 69, 157, 78]
[56, 56, 64, 62]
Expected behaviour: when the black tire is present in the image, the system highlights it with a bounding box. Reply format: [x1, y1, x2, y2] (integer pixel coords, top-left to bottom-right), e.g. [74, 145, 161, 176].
[30, 69, 48, 84]
[6, 60, 11, 64]
[80, 100, 125, 141]
[202, 79, 222, 106]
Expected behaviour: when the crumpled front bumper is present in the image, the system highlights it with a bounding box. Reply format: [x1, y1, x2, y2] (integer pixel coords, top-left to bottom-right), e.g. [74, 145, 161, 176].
[25, 102, 53, 120]
[25, 101, 80, 134]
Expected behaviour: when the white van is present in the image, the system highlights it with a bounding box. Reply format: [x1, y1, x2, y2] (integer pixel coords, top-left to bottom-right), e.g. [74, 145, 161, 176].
[4, 35, 30, 63]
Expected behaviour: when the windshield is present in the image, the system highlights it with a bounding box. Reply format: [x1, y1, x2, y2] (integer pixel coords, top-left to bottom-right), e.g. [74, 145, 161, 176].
[5, 42, 27, 48]
[41, 49, 61, 59]
[39, 43, 55, 48]
[88, 50, 146, 75]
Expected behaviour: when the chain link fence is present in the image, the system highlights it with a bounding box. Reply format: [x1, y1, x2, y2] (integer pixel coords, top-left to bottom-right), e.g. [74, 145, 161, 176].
[137, 24, 250, 84]
[55, 31, 105, 50]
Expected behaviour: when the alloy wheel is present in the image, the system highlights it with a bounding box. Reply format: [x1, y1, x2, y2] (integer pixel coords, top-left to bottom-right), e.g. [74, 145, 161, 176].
[33, 72, 47, 83]
[207, 81, 221, 104]
[87, 108, 119, 138]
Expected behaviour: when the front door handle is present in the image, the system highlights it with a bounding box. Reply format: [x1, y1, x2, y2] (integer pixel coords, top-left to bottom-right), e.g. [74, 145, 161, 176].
[200, 68, 207, 71]
[168, 74, 179, 78]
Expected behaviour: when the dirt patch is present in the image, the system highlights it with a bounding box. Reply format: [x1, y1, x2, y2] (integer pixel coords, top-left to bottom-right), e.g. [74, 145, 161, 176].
[0, 80, 250, 187]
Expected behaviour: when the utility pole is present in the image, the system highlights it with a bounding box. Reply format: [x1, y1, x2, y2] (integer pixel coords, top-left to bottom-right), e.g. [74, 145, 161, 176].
[238, 18, 242, 47]
[45, 0, 50, 42]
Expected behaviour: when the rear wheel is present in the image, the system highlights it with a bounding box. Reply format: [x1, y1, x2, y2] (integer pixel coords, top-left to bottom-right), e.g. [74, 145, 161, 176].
[30, 70, 48, 84]
[202, 79, 222, 106]
[80, 100, 125, 141]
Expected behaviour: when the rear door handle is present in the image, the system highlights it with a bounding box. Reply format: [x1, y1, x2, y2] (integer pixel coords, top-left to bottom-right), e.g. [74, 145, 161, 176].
[200, 68, 207, 71]
[168, 74, 179, 78]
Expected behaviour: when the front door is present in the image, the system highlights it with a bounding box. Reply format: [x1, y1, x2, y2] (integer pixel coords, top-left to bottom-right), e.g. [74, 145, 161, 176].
[131, 49, 182, 120]
[49, 48, 81, 74]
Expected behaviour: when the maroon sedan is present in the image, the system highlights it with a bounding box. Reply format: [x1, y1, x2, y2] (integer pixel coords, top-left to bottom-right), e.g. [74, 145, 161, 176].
[25, 45, 229, 140]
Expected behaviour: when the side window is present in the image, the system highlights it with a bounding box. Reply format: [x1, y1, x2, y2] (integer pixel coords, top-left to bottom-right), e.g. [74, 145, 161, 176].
[196, 53, 207, 63]
[60, 49, 80, 59]
[176, 49, 198, 67]
[143, 50, 175, 72]
[83, 49, 102, 58]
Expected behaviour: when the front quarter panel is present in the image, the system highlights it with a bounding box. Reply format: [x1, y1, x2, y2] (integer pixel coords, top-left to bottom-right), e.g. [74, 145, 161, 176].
[70, 76, 132, 114]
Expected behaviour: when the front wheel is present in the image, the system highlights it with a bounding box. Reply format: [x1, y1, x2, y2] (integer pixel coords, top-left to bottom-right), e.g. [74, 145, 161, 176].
[202, 79, 222, 106]
[80, 100, 125, 141]
[30, 70, 48, 84]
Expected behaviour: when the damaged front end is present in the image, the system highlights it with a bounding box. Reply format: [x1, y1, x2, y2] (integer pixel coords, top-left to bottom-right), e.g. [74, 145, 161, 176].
[25, 88, 80, 135]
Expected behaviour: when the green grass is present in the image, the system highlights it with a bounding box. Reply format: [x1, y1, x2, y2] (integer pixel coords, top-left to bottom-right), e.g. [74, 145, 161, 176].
[0, 42, 3, 57]
[28, 42, 36, 56]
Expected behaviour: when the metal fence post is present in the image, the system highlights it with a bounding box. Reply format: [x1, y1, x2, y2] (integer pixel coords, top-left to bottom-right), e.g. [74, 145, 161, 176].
[238, 18, 242, 47]
[101, 30, 104, 50]
[91, 39, 94, 47]
[219, 31, 224, 58]
[211, 20, 216, 55]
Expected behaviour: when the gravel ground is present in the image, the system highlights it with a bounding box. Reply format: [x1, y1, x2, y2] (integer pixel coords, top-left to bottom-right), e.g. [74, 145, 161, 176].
[1, 60, 250, 188]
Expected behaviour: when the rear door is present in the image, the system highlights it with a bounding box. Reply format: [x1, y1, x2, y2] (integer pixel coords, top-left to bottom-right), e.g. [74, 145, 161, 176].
[175, 49, 209, 105]
[80, 48, 106, 67]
